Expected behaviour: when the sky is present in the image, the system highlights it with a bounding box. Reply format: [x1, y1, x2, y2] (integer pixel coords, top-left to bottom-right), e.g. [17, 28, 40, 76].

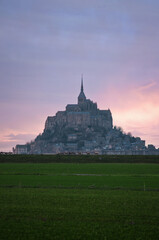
[0, 0, 159, 151]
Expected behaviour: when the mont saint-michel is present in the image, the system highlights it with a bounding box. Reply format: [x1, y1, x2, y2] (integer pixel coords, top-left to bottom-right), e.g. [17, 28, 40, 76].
[14, 79, 158, 155]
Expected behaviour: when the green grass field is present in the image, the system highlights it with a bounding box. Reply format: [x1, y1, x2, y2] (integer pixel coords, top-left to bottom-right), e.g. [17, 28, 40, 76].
[0, 160, 159, 239]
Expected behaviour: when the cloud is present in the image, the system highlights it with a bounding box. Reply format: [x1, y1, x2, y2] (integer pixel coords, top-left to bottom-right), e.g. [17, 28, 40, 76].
[0, 132, 37, 152]
[137, 81, 157, 92]
[4, 133, 36, 142]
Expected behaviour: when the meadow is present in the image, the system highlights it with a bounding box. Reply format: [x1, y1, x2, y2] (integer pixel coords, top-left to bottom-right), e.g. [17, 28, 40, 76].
[0, 156, 159, 239]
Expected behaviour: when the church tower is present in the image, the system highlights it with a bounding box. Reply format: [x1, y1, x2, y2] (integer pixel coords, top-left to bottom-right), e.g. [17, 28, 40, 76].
[78, 75, 86, 105]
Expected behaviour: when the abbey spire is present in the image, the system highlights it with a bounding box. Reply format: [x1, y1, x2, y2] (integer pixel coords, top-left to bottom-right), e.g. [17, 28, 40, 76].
[78, 75, 86, 104]
[81, 74, 84, 92]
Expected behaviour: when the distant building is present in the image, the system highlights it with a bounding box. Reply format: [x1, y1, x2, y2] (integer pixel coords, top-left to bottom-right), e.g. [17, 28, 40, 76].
[45, 78, 112, 132]
[13, 78, 158, 155]
[13, 145, 28, 154]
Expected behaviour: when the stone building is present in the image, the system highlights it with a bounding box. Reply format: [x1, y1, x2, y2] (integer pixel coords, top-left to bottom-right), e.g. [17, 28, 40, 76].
[45, 78, 112, 132]
[13, 145, 28, 154]
[13, 78, 158, 155]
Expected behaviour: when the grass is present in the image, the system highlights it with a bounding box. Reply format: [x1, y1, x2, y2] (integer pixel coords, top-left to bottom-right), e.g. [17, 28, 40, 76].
[1, 162, 159, 175]
[0, 161, 159, 239]
[0, 188, 159, 240]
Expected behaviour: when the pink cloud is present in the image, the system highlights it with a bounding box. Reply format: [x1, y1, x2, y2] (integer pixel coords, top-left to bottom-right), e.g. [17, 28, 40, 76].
[0, 129, 37, 152]
[137, 80, 157, 91]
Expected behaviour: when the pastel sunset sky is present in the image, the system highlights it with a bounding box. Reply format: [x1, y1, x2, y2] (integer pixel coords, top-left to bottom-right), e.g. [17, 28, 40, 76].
[0, 0, 159, 151]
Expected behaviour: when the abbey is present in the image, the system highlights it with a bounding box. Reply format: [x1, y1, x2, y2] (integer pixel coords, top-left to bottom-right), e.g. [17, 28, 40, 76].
[13, 78, 158, 155]
[45, 78, 112, 132]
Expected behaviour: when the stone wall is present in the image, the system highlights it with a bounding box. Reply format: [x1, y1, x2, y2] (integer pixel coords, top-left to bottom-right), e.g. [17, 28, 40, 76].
[67, 112, 91, 127]
[45, 109, 112, 132]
